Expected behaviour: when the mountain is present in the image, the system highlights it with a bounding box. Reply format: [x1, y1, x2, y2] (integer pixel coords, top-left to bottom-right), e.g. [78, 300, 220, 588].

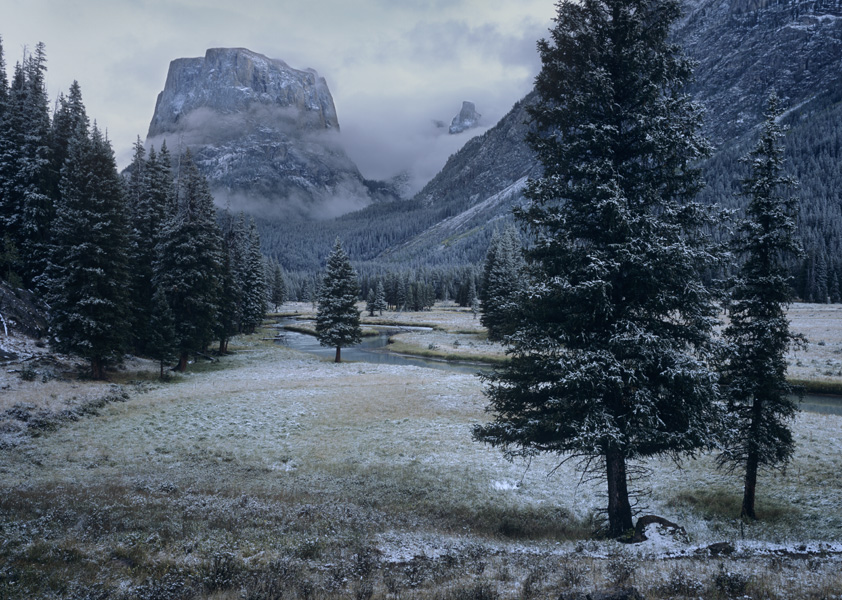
[256, 93, 539, 272]
[449, 101, 482, 134]
[282, 0, 840, 301]
[146, 47, 395, 219]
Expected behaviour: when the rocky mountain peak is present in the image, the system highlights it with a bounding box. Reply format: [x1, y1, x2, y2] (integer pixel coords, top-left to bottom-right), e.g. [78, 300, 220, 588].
[144, 48, 395, 219]
[147, 48, 339, 138]
[449, 101, 481, 134]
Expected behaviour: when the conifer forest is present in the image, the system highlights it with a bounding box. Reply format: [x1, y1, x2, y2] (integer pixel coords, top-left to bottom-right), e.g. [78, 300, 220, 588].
[3, 0, 842, 597]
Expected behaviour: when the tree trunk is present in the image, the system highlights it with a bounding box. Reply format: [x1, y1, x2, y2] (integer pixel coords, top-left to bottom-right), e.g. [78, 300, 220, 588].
[335, 346, 341, 363]
[177, 352, 188, 372]
[218, 337, 228, 355]
[742, 450, 759, 520]
[606, 449, 634, 538]
[91, 357, 105, 380]
[742, 396, 764, 520]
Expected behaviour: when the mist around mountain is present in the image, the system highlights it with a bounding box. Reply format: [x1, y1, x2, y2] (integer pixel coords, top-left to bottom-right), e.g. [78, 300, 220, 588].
[145, 47, 400, 220]
[257, 0, 842, 304]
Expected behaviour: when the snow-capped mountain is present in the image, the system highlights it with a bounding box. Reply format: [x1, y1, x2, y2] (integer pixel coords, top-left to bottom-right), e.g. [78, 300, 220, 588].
[145, 48, 396, 219]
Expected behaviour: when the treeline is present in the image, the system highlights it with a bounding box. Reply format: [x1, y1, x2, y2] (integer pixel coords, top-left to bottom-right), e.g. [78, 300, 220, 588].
[0, 40, 272, 378]
[283, 264, 482, 310]
[690, 89, 842, 303]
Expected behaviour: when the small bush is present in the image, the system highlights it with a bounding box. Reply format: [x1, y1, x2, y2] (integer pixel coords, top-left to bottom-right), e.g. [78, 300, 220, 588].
[199, 552, 245, 593]
[450, 580, 499, 600]
[659, 566, 704, 597]
[606, 549, 637, 587]
[713, 563, 750, 598]
[18, 365, 37, 381]
[559, 557, 590, 588]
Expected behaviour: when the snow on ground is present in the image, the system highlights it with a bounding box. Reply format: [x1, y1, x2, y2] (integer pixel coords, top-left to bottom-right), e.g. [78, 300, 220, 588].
[2, 304, 842, 597]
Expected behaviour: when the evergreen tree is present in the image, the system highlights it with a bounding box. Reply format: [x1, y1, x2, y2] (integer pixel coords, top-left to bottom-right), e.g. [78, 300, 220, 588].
[153, 150, 223, 371]
[147, 286, 178, 378]
[0, 44, 53, 289]
[718, 94, 803, 521]
[0, 36, 7, 109]
[40, 122, 131, 379]
[474, 0, 722, 538]
[215, 210, 242, 354]
[374, 280, 388, 315]
[269, 259, 287, 310]
[316, 239, 361, 362]
[50, 81, 87, 200]
[480, 226, 526, 340]
[240, 217, 268, 334]
[366, 287, 377, 317]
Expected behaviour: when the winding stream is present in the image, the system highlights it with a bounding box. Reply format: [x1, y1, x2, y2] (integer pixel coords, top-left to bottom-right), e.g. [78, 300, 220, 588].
[274, 319, 842, 415]
[274, 320, 490, 376]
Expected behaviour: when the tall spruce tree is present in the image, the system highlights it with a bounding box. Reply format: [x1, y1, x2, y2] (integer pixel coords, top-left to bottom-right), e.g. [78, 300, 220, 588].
[268, 259, 287, 311]
[50, 81, 87, 201]
[215, 209, 243, 355]
[480, 226, 526, 341]
[147, 286, 178, 378]
[0, 45, 53, 289]
[316, 239, 361, 363]
[374, 280, 388, 315]
[718, 94, 803, 521]
[153, 150, 223, 371]
[474, 0, 722, 538]
[40, 122, 131, 379]
[240, 217, 267, 334]
[0, 36, 7, 109]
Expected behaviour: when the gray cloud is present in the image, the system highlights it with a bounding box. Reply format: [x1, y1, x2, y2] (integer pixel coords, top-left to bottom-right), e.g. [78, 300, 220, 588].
[2, 0, 553, 189]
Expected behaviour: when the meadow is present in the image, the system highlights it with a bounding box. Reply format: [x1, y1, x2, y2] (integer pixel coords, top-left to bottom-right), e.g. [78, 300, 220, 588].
[0, 304, 841, 598]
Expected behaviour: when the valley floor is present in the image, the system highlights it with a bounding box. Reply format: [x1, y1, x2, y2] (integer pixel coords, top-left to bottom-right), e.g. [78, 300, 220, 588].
[1, 305, 842, 598]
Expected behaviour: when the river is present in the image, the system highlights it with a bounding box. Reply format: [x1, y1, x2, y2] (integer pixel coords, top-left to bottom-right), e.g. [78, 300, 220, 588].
[274, 320, 842, 415]
[273, 321, 490, 376]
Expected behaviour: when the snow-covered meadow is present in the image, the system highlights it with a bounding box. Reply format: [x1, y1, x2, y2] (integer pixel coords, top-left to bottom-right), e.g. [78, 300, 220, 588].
[1, 306, 842, 597]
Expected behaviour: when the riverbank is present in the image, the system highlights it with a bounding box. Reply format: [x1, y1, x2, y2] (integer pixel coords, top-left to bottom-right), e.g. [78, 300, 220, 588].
[1, 327, 841, 598]
[275, 302, 842, 394]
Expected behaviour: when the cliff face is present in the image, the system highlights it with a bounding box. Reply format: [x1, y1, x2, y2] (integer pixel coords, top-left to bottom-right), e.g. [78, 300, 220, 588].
[367, 0, 842, 266]
[147, 47, 339, 137]
[146, 48, 392, 219]
[677, 0, 842, 145]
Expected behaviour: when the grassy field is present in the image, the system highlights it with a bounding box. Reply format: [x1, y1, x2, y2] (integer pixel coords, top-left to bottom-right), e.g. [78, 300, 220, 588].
[1, 304, 842, 598]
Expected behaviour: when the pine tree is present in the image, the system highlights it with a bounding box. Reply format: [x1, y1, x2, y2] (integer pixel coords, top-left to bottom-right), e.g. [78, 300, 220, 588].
[215, 210, 242, 355]
[50, 81, 87, 200]
[374, 280, 387, 315]
[40, 122, 131, 379]
[153, 150, 223, 371]
[239, 217, 267, 334]
[718, 94, 803, 521]
[474, 0, 721, 538]
[316, 239, 361, 362]
[269, 260, 287, 310]
[480, 226, 526, 341]
[366, 288, 377, 317]
[0, 36, 7, 109]
[0, 44, 53, 289]
[147, 286, 178, 378]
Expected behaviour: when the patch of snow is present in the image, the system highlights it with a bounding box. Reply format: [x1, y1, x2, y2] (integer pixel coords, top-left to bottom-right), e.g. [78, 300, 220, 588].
[492, 480, 520, 491]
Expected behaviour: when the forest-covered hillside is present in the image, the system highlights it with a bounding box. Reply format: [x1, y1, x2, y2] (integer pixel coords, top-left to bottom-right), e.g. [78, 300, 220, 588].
[257, 0, 842, 304]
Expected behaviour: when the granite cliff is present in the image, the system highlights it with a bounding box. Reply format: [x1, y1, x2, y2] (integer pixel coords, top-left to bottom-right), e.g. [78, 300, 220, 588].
[146, 48, 394, 219]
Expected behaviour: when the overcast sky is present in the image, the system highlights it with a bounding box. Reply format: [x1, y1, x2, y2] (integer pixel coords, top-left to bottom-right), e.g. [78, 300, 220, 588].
[3, 0, 554, 188]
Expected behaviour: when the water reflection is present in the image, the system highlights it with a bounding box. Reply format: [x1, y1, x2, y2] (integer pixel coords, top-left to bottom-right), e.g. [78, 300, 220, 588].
[274, 321, 490, 376]
[274, 320, 842, 414]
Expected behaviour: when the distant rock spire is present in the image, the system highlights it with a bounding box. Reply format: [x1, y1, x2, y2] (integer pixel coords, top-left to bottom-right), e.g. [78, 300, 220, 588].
[449, 101, 481, 134]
